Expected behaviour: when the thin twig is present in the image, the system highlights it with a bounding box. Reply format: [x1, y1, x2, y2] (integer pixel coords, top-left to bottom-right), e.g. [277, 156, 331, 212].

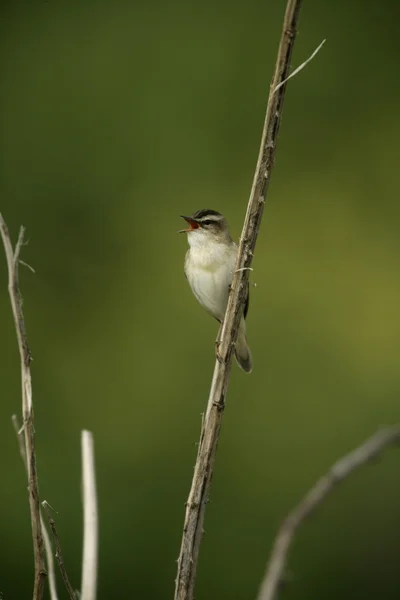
[257, 425, 400, 600]
[0, 215, 47, 600]
[42, 502, 76, 600]
[19, 259, 36, 274]
[41, 517, 59, 600]
[174, 1, 305, 599]
[12, 416, 59, 600]
[273, 39, 326, 93]
[80, 430, 98, 600]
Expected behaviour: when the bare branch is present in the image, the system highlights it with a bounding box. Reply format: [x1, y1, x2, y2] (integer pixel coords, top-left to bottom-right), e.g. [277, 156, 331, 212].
[174, 1, 304, 599]
[42, 501, 76, 600]
[0, 214, 47, 599]
[257, 425, 400, 600]
[12, 416, 59, 600]
[80, 430, 98, 600]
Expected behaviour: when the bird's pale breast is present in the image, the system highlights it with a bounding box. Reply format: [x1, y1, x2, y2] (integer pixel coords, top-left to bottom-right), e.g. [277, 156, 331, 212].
[185, 242, 237, 322]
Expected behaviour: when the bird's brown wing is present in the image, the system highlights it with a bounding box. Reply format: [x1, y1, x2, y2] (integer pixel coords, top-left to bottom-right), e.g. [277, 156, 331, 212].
[244, 281, 250, 319]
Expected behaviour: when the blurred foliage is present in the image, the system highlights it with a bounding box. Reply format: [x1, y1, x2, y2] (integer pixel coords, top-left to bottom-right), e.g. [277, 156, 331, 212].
[1, 0, 400, 598]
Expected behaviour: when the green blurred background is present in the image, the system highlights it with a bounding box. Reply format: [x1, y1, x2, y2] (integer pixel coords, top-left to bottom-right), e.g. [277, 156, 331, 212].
[1, 0, 400, 598]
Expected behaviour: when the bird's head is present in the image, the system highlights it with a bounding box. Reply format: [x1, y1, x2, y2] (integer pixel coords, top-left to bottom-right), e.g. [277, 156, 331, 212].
[178, 210, 230, 245]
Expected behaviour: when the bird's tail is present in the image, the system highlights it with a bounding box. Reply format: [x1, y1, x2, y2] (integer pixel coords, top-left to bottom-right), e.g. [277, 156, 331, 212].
[235, 317, 253, 373]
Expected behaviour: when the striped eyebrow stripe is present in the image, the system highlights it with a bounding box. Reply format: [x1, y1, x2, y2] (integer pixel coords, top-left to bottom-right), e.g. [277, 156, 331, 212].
[192, 209, 223, 220]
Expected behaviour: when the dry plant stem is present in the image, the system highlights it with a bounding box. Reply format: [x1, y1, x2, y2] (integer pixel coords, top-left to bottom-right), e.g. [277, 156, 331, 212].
[40, 518, 58, 600]
[257, 425, 400, 600]
[174, 1, 303, 599]
[80, 430, 98, 600]
[42, 502, 76, 600]
[12, 416, 59, 600]
[0, 215, 47, 600]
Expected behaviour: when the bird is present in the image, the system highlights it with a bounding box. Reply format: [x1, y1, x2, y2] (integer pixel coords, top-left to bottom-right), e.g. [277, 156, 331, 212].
[179, 209, 252, 373]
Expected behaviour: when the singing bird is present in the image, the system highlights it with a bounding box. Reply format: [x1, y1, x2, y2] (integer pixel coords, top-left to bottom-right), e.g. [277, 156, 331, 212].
[179, 209, 252, 373]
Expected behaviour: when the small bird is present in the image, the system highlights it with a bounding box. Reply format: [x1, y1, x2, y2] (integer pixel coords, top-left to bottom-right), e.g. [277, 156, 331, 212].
[179, 209, 252, 373]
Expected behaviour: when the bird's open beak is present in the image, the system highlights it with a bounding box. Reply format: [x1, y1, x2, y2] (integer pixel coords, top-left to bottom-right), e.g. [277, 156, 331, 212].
[178, 216, 200, 233]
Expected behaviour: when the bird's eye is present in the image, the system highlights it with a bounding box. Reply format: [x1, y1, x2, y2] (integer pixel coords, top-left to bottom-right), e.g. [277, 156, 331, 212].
[202, 220, 212, 226]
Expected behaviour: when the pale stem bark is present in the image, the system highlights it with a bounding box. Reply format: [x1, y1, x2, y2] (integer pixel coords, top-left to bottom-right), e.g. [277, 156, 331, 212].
[0, 215, 47, 600]
[80, 430, 98, 600]
[174, 1, 303, 599]
[12, 415, 59, 600]
[257, 425, 400, 600]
